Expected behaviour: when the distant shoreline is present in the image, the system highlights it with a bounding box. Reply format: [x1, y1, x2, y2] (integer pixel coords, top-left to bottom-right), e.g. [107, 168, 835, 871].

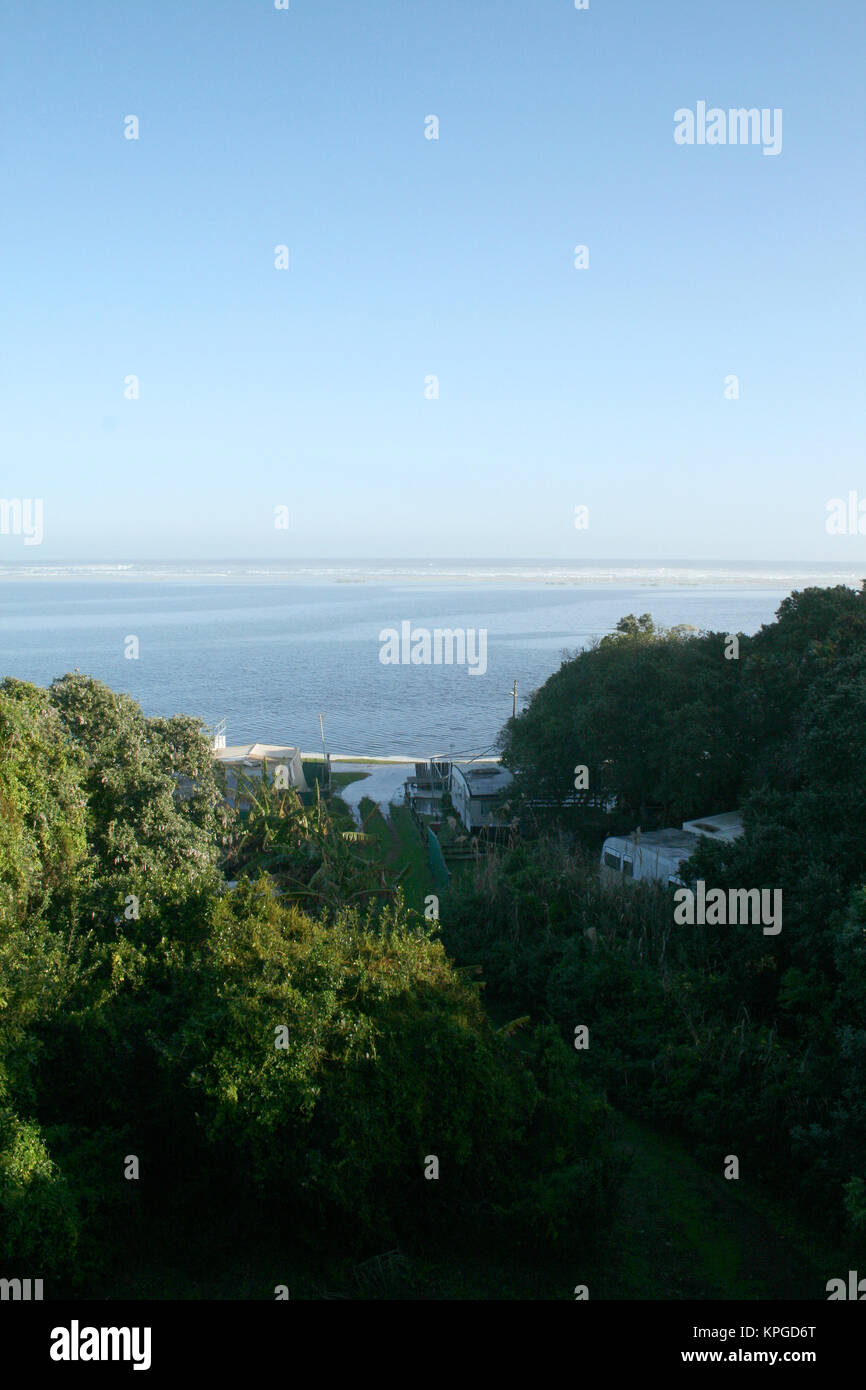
[1, 560, 864, 589]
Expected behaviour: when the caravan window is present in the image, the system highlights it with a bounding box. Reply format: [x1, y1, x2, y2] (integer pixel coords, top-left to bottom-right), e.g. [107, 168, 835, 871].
[622, 858, 634, 878]
[603, 851, 621, 870]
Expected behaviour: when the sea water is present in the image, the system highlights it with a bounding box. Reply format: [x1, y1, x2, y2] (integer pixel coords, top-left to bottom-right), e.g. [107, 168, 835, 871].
[0, 560, 861, 757]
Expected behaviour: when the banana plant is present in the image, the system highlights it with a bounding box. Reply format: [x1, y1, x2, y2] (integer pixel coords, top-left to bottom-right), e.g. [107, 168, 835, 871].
[224, 763, 401, 913]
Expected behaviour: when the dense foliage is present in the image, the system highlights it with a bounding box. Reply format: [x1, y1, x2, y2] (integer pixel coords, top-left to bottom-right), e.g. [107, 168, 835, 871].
[444, 585, 866, 1248]
[500, 613, 744, 832]
[0, 674, 619, 1291]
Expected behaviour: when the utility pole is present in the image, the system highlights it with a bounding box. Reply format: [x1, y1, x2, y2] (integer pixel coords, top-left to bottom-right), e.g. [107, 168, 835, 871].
[318, 717, 332, 795]
[510, 679, 518, 719]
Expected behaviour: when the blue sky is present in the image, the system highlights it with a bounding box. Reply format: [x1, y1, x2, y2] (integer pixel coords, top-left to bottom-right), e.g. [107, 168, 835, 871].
[1, 0, 863, 560]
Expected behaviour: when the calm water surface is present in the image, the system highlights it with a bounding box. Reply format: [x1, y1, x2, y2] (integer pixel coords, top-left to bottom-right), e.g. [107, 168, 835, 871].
[0, 561, 860, 756]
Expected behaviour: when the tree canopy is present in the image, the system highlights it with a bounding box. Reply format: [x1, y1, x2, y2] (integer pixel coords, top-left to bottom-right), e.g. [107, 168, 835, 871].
[0, 672, 620, 1288]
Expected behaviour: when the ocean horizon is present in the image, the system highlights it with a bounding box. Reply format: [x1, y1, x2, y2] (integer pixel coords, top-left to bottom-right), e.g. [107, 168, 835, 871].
[1, 558, 863, 587]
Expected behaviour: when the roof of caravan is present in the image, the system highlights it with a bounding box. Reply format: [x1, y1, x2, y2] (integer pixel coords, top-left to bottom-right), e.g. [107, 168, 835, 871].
[605, 829, 699, 856]
[453, 764, 514, 795]
[681, 811, 743, 842]
[605, 811, 742, 857]
[215, 743, 301, 762]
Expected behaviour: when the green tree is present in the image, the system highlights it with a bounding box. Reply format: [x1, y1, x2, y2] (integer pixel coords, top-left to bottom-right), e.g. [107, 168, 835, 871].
[170, 879, 620, 1255]
[0, 679, 90, 1109]
[49, 673, 230, 937]
[501, 619, 744, 828]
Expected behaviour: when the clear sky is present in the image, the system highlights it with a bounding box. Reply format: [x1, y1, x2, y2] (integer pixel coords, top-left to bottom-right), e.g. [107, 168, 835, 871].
[1, 0, 863, 561]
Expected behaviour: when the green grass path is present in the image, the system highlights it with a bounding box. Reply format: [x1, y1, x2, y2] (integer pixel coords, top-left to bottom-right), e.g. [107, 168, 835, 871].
[357, 796, 433, 914]
[593, 1113, 847, 1300]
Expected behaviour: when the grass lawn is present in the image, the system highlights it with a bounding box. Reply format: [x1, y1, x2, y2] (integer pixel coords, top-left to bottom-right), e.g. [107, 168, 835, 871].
[329, 769, 371, 790]
[357, 796, 434, 914]
[302, 762, 370, 792]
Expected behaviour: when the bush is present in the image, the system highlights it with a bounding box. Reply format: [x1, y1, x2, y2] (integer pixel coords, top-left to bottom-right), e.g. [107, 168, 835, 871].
[171, 880, 621, 1257]
[0, 1108, 79, 1272]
